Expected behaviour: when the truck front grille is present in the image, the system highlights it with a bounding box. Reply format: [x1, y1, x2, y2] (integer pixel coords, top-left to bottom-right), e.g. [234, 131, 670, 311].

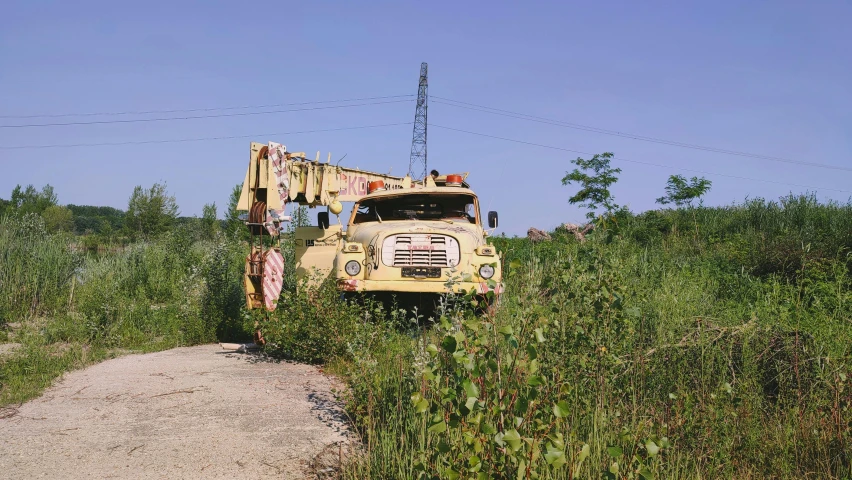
[381, 234, 460, 267]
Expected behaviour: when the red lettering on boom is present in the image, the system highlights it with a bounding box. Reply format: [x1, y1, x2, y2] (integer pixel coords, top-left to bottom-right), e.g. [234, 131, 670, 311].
[348, 176, 358, 195]
[340, 174, 348, 195]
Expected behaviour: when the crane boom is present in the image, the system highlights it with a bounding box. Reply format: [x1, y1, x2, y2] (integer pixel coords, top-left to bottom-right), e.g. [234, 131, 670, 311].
[237, 142, 419, 214]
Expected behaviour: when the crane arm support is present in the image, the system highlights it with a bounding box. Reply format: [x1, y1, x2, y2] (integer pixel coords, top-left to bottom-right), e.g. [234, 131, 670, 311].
[238, 141, 415, 211]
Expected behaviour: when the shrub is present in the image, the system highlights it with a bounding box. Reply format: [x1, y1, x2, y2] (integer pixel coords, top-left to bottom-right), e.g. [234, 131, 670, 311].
[0, 214, 81, 324]
[260, 278, 400, 363]
[337, 194, 852, 479]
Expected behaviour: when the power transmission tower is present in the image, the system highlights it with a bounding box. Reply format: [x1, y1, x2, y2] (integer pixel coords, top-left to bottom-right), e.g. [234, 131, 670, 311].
[408, 62, 428, 179]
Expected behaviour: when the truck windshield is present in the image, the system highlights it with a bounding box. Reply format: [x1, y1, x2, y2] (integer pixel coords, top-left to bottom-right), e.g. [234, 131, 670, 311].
[353, 194, 478, 224]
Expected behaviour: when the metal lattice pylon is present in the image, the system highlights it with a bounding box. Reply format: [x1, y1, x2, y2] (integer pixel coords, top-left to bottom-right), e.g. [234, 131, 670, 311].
[408, 62, 428, 180]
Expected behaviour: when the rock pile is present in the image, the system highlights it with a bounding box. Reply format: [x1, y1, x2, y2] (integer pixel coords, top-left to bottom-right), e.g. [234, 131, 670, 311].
[561, 223, 595, 242]
[527, 228, 552, 243]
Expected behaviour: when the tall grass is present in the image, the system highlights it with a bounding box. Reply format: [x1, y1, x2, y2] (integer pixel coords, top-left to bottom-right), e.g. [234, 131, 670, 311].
[0, 214, 80, 323]
[263, 195, 851, 479]
[0, 216, 249, 404]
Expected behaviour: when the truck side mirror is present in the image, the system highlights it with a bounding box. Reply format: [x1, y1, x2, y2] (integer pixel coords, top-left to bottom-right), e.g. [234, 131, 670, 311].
[488, 211, 499, 229]
[318, 211, 330, 230]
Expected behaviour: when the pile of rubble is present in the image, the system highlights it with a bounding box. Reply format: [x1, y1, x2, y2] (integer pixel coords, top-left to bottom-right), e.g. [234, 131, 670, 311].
[527, 228, 551, 243]
[527, 223, 595, 243]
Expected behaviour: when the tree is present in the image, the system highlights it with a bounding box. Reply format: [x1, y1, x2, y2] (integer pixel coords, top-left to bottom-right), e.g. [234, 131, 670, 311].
[225, 183, 243, 235]
[98, 219, 116, 244]
[656, 175, 712, 208]
[42, 205, 74, 233]
[561, 152, 622, 219]
[202, 202, 219, 237]
[6, 184, 58, 216]
[67, 204, 125, 235]
[124, 182, 179, 237]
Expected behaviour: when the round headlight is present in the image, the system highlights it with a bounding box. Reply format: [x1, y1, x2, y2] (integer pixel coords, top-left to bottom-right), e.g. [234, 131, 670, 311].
[479, 264, 495, 279]
[345, 260, 362, 276]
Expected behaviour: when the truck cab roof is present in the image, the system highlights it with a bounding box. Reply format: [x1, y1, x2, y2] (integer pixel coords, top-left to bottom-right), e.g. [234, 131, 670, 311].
[362, 186, 477, 200]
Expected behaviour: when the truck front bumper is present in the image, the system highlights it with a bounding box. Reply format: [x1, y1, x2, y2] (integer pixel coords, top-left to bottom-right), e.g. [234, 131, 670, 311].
[337, 279, 504, 295]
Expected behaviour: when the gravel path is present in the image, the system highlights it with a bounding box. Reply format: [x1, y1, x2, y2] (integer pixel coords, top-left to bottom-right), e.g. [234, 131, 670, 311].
[0, 345, 351, 479]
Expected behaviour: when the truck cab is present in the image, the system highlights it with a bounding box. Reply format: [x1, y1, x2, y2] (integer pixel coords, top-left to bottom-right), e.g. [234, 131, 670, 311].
[295, 179, 503, 300]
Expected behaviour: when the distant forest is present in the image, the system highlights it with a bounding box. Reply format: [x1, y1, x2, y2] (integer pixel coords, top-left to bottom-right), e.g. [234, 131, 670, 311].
[66, 204, 126, 235]
[1, 182, 229, 239]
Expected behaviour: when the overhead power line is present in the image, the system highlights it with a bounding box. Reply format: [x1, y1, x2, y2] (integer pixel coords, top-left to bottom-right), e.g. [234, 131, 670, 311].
[0, 94, 414, 119]
[432, 96, 852, 174]
[0, 99, 413, 129]
[0, 122, 412, 150]
[432, 123, 851, 194]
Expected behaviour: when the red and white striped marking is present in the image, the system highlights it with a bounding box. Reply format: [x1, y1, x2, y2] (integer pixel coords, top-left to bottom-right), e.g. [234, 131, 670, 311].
[268, 142, 291, 207]
[262, 249, 285, 311]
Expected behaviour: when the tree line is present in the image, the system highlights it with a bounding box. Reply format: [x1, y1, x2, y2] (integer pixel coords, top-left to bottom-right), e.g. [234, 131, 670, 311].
[0, 182, 246, 241]
[2, 156, 708, 239]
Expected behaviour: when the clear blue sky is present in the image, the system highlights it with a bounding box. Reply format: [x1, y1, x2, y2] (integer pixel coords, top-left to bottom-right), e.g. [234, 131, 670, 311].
[1, 1, 850, 235]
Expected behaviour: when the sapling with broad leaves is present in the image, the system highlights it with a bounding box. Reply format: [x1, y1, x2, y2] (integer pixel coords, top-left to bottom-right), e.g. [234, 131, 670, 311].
[562, 152, 622, 221]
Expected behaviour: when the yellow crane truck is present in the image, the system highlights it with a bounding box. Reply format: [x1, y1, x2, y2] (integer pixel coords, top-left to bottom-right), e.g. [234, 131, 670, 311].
[236, 141, 503, 319]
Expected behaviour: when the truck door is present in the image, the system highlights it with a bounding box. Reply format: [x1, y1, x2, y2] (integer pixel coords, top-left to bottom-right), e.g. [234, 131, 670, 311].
[294, 224, 342, 288]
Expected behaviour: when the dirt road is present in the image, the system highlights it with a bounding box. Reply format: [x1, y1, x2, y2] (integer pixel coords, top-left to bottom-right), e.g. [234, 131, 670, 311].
[0, 345, 351, 479]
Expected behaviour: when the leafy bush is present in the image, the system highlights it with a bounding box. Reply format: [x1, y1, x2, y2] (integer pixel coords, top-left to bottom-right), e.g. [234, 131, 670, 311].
[412, 299, 571, 477]
[261, 278, 405, 363]
[335, 194, 852, 479]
